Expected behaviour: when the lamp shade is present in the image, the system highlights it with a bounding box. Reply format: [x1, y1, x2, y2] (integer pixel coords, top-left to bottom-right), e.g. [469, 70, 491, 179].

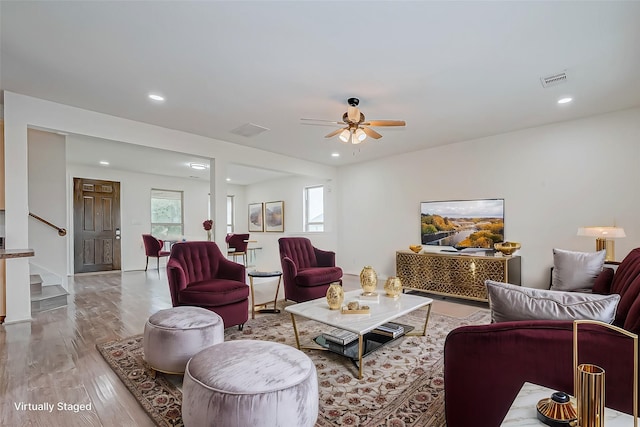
[338, 129, 350, 143]
[577, 227, 626, 238]
[354, 128, 367, 142]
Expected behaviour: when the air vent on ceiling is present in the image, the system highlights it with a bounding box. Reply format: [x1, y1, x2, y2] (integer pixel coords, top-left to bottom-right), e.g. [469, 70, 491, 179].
[230, 123, 270, 138]
[540, 71, 568, 88]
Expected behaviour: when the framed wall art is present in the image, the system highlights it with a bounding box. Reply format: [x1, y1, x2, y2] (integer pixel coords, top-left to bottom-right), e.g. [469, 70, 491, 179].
[248, 202, 264, 232]
[264, 201, 284, 232]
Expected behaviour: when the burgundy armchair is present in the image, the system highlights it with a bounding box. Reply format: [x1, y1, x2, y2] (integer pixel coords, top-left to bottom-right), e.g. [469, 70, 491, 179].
[167, 241, 249, 329]
[278, 237, 343, 302]
[142, 234, 170, 271]
[444, 248, 640, 427]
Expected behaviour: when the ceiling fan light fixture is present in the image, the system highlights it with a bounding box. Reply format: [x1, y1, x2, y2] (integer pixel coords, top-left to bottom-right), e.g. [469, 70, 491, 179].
[302, 97, 406, 145]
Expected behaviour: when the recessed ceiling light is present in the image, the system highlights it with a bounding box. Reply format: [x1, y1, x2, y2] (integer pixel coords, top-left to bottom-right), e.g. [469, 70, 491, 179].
[558, 97, 573, 104]
[99, 161, 109, 166]
[148, 94, 165, 101]
[331, 153, 340, 157]
[189, 163, 208, 170]
[226, 178, 231, 182]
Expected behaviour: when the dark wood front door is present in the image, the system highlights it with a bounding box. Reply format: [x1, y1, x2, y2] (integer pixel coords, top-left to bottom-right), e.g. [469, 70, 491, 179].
[73, 178, 121, 273]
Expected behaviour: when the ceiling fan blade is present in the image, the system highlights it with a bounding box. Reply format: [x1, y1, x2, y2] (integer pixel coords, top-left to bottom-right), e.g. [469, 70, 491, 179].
[361, 120, 406, 127]
[347, 106, 361, 122]
[301, 118, 344, 125]
[324, 128, 347, 138]
[300, 122, 343, 128]
[362, 127, 382, 139]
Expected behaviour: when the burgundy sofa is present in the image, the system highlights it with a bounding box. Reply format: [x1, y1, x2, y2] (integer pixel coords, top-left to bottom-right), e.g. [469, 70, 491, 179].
[444, 248, 640, 427]
[278, 237, 343, 302]
[167, 241, 249, 329]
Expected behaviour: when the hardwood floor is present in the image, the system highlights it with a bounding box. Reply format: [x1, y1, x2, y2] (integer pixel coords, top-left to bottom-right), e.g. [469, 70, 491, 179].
[1, 270, 171, 427]
[0, 270, 484, 426]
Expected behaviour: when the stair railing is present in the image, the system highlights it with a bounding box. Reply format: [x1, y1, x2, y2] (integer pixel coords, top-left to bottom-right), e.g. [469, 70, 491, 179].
[28, 212, 67, 236]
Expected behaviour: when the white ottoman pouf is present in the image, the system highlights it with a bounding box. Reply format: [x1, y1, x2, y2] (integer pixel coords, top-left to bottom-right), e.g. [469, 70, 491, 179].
[182, 340, 318, 427]
[143, 306, 224, 374]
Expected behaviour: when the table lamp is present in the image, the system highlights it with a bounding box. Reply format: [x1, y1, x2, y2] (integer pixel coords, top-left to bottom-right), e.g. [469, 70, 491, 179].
[577, 226, 626, 262]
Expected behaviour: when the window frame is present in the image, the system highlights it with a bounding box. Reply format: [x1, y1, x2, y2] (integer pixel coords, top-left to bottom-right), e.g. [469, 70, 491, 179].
[304, 184, 324, 232]
[150, 188, 184, 237]
[227, 195, 235, 233]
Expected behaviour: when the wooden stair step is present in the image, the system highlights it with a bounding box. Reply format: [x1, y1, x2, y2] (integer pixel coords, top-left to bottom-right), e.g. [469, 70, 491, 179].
[31, 285, 68, 314]
[30, 274, 43, 295]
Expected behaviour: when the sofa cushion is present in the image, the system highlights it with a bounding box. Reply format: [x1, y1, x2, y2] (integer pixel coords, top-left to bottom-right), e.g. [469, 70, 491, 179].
[295, 267, 343, 287]
[179, 279, 249, 307]
[550, 248, 606, 292]
[486, 280, 620, 324]
[592, 267, 615, 295]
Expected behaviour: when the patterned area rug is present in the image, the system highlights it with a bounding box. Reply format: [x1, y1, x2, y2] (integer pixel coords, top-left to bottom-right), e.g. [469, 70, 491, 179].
[97, 304, 489, 427]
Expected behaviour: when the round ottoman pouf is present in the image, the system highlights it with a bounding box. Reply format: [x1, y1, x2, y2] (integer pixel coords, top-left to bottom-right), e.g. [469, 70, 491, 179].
[182, 340, 318, 427]
[143, 306, 224, 374]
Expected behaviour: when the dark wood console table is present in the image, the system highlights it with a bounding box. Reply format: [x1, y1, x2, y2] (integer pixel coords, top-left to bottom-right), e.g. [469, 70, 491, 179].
[396, 250, 521, 302]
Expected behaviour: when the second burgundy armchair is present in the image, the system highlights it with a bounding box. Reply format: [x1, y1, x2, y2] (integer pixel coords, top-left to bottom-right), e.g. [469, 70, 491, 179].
[278, 237, 343, 303]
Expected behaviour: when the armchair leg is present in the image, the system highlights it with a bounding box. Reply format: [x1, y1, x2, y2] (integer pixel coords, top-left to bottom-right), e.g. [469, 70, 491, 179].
[157, 257, 160, 271]
[145, 257, 149, 271]
[238, 323, 244, 331]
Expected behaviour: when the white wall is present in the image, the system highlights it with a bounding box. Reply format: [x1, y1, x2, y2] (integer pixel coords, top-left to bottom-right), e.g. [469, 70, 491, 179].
[227, 183, 246, 234]
[27, 129, 68, 285]
[3, 92, 336, 322]
[243, 175, 337, 272]
[6, 90, 638, 321]
[30, 133, 252, 275]
[338, 107, 640, 288]
[66, 164, 212, 272]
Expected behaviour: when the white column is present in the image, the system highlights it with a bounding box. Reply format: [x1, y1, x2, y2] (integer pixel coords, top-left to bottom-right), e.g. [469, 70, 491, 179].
[209, 157, 228, 249]
[4, 96, 32, 323]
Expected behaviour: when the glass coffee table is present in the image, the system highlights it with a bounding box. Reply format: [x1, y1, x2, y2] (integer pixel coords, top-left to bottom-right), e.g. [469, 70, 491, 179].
[284, 289, 433, 379]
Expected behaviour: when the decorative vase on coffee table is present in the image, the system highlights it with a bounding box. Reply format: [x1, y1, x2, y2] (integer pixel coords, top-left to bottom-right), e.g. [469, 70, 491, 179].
[326, 282, 344, 310]
[384, 276, 403, 298]
[576, 363, 605, 427]
[360, 266, 378, 296]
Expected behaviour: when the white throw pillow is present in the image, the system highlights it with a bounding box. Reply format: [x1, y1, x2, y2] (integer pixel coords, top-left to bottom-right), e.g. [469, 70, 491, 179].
[486, 280, 620, 324]
[550, 248, 606, 292]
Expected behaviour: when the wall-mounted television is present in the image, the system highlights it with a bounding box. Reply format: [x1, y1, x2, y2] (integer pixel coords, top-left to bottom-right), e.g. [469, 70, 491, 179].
[420, 199, 504, 249]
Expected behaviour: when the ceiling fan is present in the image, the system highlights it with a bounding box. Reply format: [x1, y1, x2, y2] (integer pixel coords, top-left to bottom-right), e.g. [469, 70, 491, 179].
[301, 98, 406, 144]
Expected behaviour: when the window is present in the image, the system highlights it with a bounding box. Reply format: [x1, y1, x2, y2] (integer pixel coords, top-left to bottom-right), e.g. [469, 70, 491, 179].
[304, 185, 324, 232]
[227, 195, 234, 233]
[151, 189, 183, 237]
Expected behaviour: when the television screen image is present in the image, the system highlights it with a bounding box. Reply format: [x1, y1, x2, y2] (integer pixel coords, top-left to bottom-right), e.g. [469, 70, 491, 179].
[420, 199, 504, 249]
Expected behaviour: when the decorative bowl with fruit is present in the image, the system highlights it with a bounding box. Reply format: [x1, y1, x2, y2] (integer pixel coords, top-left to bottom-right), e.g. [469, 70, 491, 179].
[494, 242, 521, 256]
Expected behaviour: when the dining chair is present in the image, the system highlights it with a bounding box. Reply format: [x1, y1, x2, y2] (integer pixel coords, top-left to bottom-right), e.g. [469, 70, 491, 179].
[225, 233, 250, 266]
[142, 234, 170, 271]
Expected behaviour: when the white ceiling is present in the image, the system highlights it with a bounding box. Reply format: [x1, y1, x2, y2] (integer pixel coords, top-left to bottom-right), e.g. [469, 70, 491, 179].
[64, 134, 290, 186]
[2, 1, 640, 172]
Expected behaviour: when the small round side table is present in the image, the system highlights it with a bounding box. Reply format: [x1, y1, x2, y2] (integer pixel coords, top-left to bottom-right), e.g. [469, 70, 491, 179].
[248, 270, 283, 319]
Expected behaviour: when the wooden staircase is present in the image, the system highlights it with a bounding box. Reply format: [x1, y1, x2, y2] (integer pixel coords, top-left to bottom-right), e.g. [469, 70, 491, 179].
[30, 274, 68, 314]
